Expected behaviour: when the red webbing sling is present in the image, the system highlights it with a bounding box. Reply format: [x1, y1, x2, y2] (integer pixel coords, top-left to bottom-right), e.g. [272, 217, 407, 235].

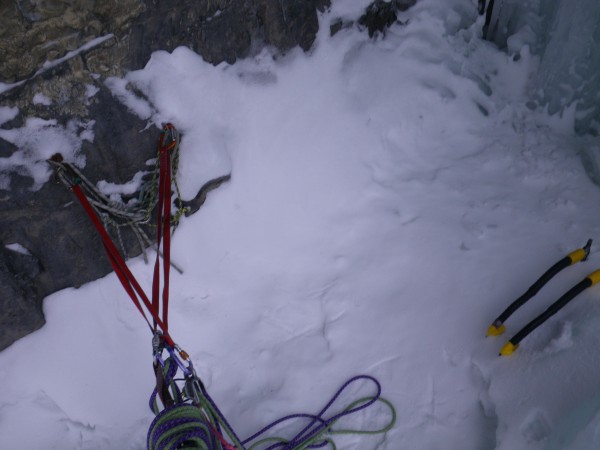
[71, 124, 178, 349]
[153, 124, 176, 335]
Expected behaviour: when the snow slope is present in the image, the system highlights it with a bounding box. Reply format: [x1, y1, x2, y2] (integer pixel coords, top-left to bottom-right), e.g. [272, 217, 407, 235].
[2, 1, 600, 448]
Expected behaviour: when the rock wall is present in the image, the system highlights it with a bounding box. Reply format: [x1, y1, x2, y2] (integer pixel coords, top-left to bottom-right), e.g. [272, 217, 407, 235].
[1, 0, 329, 82]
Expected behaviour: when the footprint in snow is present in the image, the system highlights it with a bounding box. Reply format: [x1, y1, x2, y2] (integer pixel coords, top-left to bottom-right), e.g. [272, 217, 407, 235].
[520, 408, 552, 443]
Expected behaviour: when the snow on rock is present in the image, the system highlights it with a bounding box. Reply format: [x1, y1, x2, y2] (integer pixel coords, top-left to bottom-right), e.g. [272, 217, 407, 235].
[5, 243, 32, 256]
[0, 117, 92, 190]
[104, 77, 154, 121]
[1, 0, 600, 449]
[0, 106, 18, 126]
[32, 93, 52, 106]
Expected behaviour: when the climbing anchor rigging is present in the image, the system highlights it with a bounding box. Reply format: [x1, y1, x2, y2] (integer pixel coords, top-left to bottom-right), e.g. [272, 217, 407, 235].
[49, 123, 396, 449]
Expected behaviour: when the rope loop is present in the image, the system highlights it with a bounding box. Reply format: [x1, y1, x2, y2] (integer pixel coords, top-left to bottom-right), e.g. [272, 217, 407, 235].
[148, 346, 396, 450]
[148, 404, 218, 450]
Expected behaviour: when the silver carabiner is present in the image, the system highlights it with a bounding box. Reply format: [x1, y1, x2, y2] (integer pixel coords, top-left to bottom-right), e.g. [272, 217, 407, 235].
[184, 375, 205, 406]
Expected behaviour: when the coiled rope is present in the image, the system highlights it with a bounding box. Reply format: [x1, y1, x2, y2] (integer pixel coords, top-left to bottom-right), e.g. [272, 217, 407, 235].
[148, 348, 396, 450]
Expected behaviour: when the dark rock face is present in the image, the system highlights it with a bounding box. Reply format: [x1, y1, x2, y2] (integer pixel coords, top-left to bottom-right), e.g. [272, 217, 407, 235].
[358, 0, 417, 37]
[1, 0, 144, 82]
[129, 0, 330, 68]
[0, 245, 44, 350]
[0, 77, 157, 350]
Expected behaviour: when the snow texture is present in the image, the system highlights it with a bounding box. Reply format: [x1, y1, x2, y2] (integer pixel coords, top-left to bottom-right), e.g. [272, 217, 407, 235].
[0, 118, 93, 191]
[2, 1, 600, 449]
[0, 106, 18, 126]
[105, 77, 154, 120]
[96, 171, 146, 204]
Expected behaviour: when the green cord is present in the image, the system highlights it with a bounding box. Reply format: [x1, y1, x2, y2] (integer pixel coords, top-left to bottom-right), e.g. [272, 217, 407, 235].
[148, 405, 213, 450]
[139, 127, 190, 229]
[151, 363, 397, 450]
[330, 397, 397, 435]
[238, 396, 396, 450]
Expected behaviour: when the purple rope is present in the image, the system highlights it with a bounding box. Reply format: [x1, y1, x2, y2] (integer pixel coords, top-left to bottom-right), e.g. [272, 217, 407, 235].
[170, 430, 211, 449]
[148, 361, 384, 450]
[249, 375, 381, 450]
[149, 389, 159, 413]
[147, 406, 216, 450]
[199, 381, 246, 445]
[150, 416, 199, 443]
[241, 414, 328, 445]
[197, 375, 381, 449]
[285, 375, 381, 449]
[149, 358, 183, 413]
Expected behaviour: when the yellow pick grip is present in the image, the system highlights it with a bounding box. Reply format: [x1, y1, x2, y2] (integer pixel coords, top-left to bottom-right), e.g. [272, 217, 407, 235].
[586, 269, 600, 286]
[486, 324, 506, 337]
[500, 341, 518, 356]
[568, 248, 587, 264]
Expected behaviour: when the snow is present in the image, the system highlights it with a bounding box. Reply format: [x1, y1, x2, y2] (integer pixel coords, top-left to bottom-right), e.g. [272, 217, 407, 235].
[0, 117, 92, 191]
[32, 93, 52, 106]
[0, 106, 18, 126]
[4, 243, 31, 256]
[2, 1, 600, 449]
[85, 84, 100, 100]
[105, 77, 154, 120]
[97, 171, 146, 204]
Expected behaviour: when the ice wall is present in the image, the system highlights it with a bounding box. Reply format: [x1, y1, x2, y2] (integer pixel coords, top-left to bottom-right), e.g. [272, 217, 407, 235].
[484, 0, 600, 136]
[534, 0, 600, 135]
